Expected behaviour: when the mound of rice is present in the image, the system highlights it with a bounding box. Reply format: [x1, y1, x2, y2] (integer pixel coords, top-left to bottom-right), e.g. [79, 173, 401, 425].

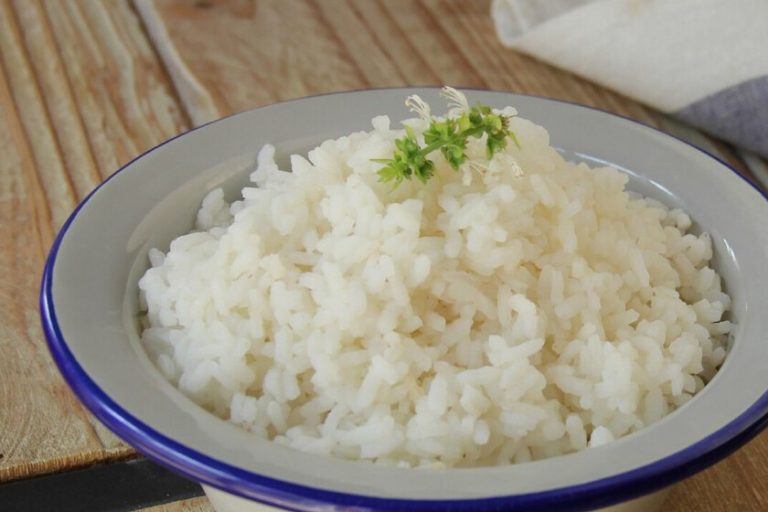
[139, 106, 731, 468]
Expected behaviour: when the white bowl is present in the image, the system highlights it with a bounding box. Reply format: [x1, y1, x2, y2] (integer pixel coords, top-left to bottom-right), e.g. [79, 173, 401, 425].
[41, 88, 768, 511]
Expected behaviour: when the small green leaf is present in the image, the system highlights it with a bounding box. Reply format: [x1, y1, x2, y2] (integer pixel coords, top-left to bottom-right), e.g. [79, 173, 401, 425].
[458, 114, 471, 131]
[378, 165, 400, 183]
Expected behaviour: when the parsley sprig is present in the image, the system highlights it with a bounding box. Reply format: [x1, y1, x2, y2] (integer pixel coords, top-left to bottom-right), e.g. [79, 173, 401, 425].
[374, 91, 519, 187]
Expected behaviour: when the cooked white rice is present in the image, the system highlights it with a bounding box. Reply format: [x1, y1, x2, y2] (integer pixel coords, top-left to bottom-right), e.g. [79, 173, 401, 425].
[139, 107, 731, 468]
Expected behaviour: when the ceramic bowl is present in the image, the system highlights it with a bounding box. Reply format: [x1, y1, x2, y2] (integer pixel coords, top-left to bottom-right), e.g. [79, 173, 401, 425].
[41, 88, 768, 512]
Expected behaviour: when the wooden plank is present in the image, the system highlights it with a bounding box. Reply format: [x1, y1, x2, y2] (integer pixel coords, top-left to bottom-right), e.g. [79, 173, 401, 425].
[0, 0, 187, 482]
[41, 0, 189, 178]
[666, 433, 768, 510]
[0, 0, 76, 230]
[138, 497, 213, 512]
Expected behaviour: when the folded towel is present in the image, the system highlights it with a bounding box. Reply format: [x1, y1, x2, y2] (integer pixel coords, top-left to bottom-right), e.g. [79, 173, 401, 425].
[491, 0, 768, 159]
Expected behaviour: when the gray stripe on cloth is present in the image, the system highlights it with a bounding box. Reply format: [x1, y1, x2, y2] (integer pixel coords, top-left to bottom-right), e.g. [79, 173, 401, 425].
[675, 75, 768, 158]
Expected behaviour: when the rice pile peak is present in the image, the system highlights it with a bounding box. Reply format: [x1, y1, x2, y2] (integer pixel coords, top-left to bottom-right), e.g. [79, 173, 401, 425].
[139, 90, 731, 468]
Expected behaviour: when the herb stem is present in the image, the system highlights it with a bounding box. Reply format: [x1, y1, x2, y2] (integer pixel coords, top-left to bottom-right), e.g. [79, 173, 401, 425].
[416, 126, 484, 159]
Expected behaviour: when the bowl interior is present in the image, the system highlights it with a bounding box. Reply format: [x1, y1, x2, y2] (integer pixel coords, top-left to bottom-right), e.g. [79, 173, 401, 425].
[45, 89, 768, 502]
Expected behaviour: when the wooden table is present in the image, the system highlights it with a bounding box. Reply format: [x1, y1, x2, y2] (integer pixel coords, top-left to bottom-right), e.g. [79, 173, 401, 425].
[1, 1, 766, 511]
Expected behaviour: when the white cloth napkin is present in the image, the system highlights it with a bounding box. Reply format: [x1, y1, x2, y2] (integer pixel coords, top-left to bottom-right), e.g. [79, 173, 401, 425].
[491, 0, 768, 159]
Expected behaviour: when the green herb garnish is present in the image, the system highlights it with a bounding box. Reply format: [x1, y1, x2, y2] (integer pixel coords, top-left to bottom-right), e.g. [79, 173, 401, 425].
[374, 88, 520, 187]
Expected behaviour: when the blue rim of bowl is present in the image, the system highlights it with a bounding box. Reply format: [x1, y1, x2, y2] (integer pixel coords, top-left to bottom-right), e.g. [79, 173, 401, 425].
[40, 87, 768, 512]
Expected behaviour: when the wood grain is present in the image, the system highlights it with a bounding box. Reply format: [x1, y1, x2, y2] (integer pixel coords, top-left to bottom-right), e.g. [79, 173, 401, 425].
[2, 0, 767, 510]
[0, 0, 187, 482]
[139, 497, 213, 512]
